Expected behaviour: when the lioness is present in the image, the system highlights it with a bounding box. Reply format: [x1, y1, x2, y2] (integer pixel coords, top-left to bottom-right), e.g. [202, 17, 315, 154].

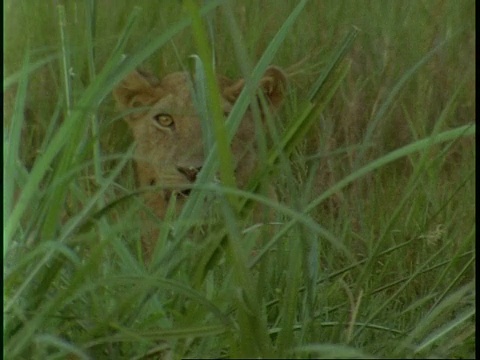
[114, 66, 286, 261]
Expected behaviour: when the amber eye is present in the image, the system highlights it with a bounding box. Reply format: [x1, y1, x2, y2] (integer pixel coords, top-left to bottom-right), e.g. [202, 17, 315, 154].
[153, 113, 174, 128]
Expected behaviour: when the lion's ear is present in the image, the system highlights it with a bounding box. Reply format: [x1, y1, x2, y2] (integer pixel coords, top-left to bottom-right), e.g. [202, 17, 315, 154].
[223, 66, 287, 109]
[113, 69, 161, 111]
[258, 66, 287, 109]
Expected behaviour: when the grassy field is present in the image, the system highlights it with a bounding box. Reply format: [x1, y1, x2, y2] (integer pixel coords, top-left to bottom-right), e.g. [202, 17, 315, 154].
[4, 0, 475, 358]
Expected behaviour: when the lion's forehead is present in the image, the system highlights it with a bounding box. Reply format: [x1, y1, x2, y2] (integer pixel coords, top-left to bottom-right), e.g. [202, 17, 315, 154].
[159, 70, 190, 94]
[158, 71, 233, 109]
[151, 93, 196, 117]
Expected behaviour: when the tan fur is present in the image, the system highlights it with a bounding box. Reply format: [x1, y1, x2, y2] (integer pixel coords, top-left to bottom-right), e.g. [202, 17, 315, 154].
[114, 66, 286, 261]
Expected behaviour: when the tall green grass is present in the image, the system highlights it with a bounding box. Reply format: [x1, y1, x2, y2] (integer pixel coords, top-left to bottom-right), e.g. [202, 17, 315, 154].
[4, 0, 475, 358]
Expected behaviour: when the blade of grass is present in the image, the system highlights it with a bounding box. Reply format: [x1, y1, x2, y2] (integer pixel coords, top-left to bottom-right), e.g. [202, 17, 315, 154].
[276, 231, 303, 356]
[293, 343, 373, 359]
[3, 53, 59, 90]
[36, 4, 77, 243]
[57, 5, 73, 116]
[220, 197, 273, 356]
[184, 0, 237, 207]
[4, 50, 30, 257]
[176, 0, 309, 236]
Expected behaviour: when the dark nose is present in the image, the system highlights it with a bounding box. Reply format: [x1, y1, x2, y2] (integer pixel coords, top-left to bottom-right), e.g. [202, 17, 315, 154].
[177, 166, 202, 183]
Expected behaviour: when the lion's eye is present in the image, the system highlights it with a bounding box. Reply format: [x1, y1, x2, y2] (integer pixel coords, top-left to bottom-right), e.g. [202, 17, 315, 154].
[153, 113, 174, 128]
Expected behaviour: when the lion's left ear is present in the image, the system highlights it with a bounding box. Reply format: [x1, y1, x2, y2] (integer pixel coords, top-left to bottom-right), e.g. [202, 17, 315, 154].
[223, 66, 287, 109]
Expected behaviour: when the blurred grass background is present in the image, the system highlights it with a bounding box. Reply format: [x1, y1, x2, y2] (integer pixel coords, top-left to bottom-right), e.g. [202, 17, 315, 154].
[4, 0, 475, 358]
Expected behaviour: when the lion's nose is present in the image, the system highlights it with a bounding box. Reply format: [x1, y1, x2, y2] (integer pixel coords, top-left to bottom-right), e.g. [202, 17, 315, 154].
[177, 166, 202, 183]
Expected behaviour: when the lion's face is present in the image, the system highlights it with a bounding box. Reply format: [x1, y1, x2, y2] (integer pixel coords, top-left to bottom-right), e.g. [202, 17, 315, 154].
[114, 66, 286, 218]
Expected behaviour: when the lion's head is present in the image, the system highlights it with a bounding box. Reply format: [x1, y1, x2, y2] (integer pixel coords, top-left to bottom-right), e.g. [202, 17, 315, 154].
[114, 66, 286, 219]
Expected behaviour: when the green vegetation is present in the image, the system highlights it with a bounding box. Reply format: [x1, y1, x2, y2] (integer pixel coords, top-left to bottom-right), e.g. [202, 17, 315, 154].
[4, 0, 475, 358]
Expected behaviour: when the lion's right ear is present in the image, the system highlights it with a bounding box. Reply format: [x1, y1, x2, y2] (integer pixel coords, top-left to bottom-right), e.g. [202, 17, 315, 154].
[223, 66, 287, 111]
[113, 70, 161, 119]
